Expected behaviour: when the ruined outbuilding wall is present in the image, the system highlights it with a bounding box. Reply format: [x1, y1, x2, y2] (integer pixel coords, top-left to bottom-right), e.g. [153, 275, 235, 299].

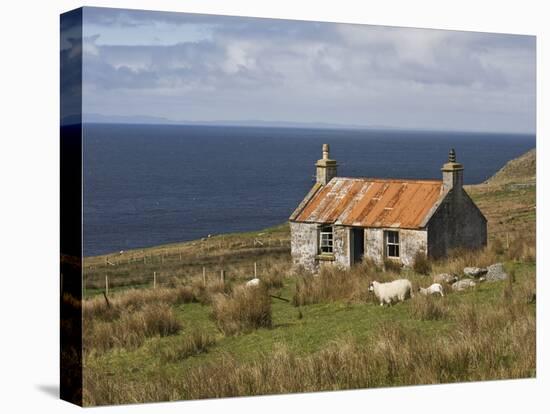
[427, 188, 487, 258]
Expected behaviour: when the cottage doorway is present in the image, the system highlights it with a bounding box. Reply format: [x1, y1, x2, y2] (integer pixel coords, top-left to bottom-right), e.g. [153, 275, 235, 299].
[350, 228, 364, 265]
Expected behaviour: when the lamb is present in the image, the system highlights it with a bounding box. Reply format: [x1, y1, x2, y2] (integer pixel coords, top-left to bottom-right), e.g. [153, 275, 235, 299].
[245, 278, 261, 287]
[369, 279, 413, 306]
[419, 283, 444, 297]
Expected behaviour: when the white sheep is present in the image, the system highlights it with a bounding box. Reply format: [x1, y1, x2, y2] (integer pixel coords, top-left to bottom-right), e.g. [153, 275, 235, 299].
[451, 278, 477, 291]
[245, 278, 261, 287]
[419, 283, 444, 297]
[433, 273, 458, 285]
[369, 279, 413, 306]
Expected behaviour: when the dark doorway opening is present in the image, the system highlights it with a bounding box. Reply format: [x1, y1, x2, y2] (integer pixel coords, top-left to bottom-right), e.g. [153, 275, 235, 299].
[351, 228, 364, 265]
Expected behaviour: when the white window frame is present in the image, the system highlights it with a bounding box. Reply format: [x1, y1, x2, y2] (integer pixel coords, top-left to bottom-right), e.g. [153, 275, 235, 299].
[319, 226, 334, 254]
[385, 230, 400, 258]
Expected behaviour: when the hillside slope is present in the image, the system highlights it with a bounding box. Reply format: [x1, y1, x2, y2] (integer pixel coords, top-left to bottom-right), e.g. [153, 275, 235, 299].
[466, 147, 536, 241]
[485, 148, 536, 185]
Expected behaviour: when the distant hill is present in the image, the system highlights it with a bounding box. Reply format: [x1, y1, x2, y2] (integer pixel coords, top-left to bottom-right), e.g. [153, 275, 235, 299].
[485, 148, 536, 185]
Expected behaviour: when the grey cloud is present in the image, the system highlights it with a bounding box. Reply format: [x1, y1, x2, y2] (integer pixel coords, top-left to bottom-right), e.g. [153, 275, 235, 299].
[81, 9, 535, 133]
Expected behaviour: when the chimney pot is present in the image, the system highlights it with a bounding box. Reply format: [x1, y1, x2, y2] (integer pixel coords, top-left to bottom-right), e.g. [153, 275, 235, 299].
[322, 144, 330, 160]
[448, 148, 456, 163]
[441, 148, 463, 192]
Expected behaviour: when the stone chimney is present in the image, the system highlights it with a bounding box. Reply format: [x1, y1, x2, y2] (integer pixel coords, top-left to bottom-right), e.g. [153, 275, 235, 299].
[316, 144, 337, 185]
[441, 148, 464, 192]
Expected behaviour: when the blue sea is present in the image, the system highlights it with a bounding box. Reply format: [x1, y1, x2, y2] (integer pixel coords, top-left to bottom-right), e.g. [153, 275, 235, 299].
[83, 124, 535, 256]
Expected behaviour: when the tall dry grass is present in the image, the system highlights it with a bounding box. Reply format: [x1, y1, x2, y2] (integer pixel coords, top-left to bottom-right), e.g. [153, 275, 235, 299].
[291, 260, 433, 306]
[430, 246, 498, 277]
[409, 294, 449, 321]
[211, 285, 272, 335]
[292, 263, 380, 306]
[83, 287, 194, 323]
[83, 279, 230, 323]
[83, 303, 182, 355]
[160, 330, 216, 362]
[506, 235, 536, 262]
[83, 289, 535, 405]
[413, 252, 432, 275]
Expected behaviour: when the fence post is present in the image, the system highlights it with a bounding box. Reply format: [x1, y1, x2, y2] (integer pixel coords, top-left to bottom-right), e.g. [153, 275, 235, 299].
[203, 267, 206, 286]
[220, 269, 225, 284]
[506, 232, 510, 249]
[105, 275, 109, 297]
[254, 262, 257, 278]
[153, 271, 157, 289]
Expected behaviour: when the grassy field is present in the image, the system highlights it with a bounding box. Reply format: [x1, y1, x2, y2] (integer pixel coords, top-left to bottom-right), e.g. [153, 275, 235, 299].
[80, 148, 536, 406]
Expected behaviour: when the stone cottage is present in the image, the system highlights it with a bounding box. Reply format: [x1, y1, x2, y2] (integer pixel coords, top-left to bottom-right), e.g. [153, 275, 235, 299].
[289, 144, 487, 271]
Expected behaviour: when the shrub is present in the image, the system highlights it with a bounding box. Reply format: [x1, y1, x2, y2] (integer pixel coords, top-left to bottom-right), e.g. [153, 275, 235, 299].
[211, 285, 272, 335]
[412, 252, 432, 275]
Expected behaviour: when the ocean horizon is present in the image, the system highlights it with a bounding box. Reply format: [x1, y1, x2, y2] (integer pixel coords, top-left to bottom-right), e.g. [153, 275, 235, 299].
[82, 123, 535, 257]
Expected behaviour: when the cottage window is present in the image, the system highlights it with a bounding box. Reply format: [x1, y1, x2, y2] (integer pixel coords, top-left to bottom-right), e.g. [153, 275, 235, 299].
[385, 230, 400, 258]
[319, 226, 333, 254]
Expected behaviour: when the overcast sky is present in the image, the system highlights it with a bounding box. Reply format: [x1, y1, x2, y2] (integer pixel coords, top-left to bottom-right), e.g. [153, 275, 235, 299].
[78, 7, 536, 133]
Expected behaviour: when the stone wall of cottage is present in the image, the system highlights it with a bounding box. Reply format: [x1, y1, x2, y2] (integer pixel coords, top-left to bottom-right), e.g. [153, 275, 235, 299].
[289, 221, 319, 272]
[332, 225, 349, 268]
[364, 228, 427, 267]
[291, 221, 430, 271]
[290, 222, 348, 272]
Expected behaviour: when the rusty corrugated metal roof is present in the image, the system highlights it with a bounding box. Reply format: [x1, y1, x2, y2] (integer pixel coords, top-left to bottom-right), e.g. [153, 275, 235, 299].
[292, 177, 445, 229]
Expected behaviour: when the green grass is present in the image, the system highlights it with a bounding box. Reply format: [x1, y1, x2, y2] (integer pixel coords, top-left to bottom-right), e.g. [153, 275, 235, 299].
[84, 260, 534, 400]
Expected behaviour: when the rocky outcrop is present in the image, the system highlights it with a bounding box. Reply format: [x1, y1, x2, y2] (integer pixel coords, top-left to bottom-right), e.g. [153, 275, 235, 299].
[485, 263, 509, 282]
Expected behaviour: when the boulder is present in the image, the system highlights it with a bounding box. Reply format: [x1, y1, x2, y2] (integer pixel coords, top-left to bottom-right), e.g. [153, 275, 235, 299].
[463, 267, 487, 278]
[451, 278, 476, 291]
[485, 263, 509, 282]
[433, 273, 458, 285]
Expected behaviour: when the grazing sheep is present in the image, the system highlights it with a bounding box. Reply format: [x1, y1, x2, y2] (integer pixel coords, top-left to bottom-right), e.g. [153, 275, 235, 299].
[463, 267, 487, 278]
[419, 283, 444, 297]
[245, 278, 261, 287]
[369, 279, 413, 306]
[433, 273, 458, 285]
[451, 278, 476, 291]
